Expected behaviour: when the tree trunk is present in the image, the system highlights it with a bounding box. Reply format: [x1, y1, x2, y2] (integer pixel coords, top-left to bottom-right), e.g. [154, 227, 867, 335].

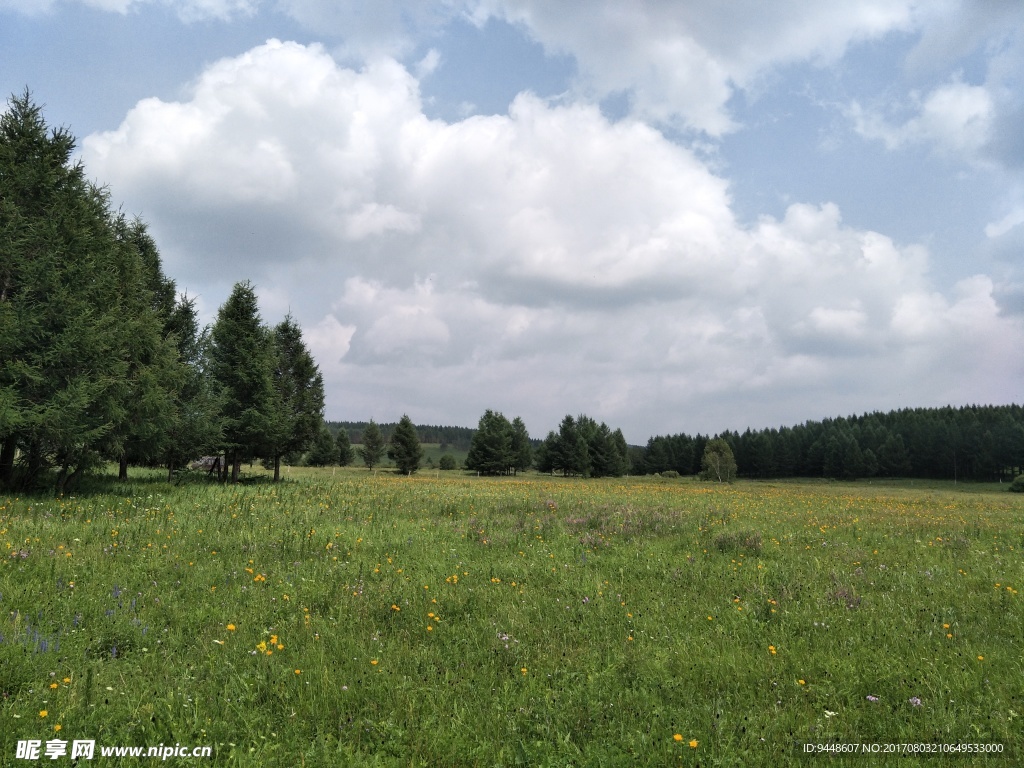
[118, 455, 128, 481]
[274, 454, 281, 482]
[231, 454, 240, 483]
[167, 458, 174, 483]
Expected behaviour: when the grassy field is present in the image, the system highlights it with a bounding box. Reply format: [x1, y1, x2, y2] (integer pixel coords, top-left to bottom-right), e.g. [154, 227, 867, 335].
[1, 469, 1022, 766]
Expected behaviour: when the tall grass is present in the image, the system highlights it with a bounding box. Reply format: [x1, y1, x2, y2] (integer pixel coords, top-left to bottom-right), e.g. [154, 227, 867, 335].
[1, 470, 1021, 765]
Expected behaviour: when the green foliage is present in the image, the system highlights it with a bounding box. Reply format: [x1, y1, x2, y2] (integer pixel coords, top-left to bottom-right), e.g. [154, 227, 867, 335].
[358, 420, 385, 469]
[208, 281, 278, 482]
[387, 414, 422, 475]
[1009, 474, 1024, 493]
[465, 410, 514, 475]
[265, 314, 325, 480]
[537, 414, 628, 478]
[439, 453, 457, 470]
[0, 91, 172, 492]
[335, 429, 354, 467]
[700, 438, 737, 483]
[304, 421, 340, 467]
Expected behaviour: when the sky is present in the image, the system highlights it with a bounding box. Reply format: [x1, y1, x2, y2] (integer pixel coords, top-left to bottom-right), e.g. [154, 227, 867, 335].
[2, 0, 1023, 444]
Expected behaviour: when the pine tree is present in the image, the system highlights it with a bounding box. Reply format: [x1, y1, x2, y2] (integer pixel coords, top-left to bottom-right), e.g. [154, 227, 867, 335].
[359, 420, 385, 469]
[305, 421, 339, 467]
[0, 91, 157, 492]
[388, 414, 423, 475]
[510, 416, 533, 475]
[266, 314, 325, 481]
[465, 410, 513, 475]
[208, 281, 277, 482]
[336, 429, 354, 466]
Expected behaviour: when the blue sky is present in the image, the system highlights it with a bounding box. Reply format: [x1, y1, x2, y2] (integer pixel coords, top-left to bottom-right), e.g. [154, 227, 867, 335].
[3, 1, 1022, 442]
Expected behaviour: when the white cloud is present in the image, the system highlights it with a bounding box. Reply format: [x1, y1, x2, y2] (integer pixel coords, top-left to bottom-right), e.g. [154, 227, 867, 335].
[850, 77, 995, 158]
[469, 0, 922, 134]
[985, 206, 1024, 238]
[79, 40, 1024, 437]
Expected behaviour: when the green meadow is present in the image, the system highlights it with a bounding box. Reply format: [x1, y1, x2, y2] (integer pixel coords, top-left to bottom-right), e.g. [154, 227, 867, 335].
[1, 470, 1022, 766]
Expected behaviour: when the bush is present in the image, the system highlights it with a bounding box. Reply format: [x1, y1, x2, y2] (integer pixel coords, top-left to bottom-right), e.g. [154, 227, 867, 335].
[661, 470, 680, 479]
[439, 454, 457, 471]
[1009, 475, 1024, 493]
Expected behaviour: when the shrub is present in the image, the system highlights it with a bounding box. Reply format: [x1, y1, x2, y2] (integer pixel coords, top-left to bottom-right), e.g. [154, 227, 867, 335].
[439, 454, 457, 471]
[1009, 475, 1024, 493]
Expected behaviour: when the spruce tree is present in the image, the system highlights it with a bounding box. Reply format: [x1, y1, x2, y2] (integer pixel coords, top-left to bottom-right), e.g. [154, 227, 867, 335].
[359, 420, 385, 469]
[208, 281, 277, 482]
[336, 428, 354, 466]
[266, 314, 325, 481]
[305, 421, 340, 467]
[0, 91, 156, 491]
[510, 416, 533, 475]
[388, 414, 423, 475]
[465, 410, 513, 475]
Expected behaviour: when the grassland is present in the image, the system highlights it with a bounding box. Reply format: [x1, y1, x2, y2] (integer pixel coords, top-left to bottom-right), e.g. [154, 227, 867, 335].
[1, 469, 1022, 766]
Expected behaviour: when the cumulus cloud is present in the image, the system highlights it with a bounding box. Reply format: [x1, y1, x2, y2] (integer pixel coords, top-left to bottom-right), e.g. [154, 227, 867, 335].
[850, 77, 995, 158]
[80, 40, 1024, 437]
[458, 0, 922, 134]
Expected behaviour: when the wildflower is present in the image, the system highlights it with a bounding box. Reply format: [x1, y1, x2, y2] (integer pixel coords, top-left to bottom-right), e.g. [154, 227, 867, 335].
[62, 678, 70, 684]
[977, 655, 984, 661]
[49, 682, 58, 689]
[768, 645, 777, 655]
[909, 697, 922, 707]
[54, 724, 61, 732]
[226, 624, 236, 631]
[294, 669, 301, 675]
[391, 604, 400, 612]
[39, 710, 47, 718]
[521, 667, 527, 675]
[866, 695, 879, 702]
[689, 740, 698, 749]
[824, 710, 837, 718]
[798, 680, 806, 685]
[370, 659, 379, 666]
[673, 734, 683, 742]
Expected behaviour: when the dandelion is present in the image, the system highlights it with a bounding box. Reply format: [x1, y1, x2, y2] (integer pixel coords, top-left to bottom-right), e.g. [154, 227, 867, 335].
[768, 645, 777, 655]
[798, 679, 806, 685]
[226, 624, 236, 631]
[689, 740, 698, 749]
[977, 655, 984, 661]
[54, 724, 61, 732]
[62, 678, 70, 684]
[520, 667, 527, 675]
[39, 710, 47, 718]
[49, 682, 58, 689]
[370, 659, 379, 666]
[294, 669, 301, 675]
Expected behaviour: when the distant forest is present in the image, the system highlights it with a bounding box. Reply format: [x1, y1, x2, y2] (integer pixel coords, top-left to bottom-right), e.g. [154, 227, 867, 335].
[330, 405, 1024, 483]
[328, 421, 480, 453]
[641, 404, 1024, 482]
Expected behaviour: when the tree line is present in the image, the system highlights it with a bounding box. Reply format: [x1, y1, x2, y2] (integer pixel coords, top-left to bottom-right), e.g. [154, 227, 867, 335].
[640, 405, 1024, 482]
[0, 92, 326, 492]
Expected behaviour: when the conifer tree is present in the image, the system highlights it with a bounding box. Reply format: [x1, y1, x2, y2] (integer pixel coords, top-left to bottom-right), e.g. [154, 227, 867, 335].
[208, 281, 277, 482]
[388, 414, 423, 475]
[359, 420, 385, 469]
[336, 428, 354, 466]
[266, 314, 324, 481]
